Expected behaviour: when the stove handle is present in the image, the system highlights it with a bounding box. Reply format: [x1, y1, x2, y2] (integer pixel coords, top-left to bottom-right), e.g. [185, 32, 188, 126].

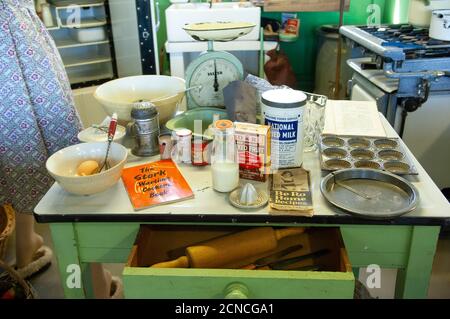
[384, 63, 447, 80]
[418, 79, 430, 104]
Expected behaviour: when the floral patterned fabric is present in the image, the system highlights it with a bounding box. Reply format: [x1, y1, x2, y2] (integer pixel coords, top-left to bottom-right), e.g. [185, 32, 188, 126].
[0, 0, 82, 213]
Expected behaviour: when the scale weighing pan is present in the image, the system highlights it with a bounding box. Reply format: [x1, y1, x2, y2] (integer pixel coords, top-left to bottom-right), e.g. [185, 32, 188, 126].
[183, 22, 255, 42]
[320, 168, 419, 220]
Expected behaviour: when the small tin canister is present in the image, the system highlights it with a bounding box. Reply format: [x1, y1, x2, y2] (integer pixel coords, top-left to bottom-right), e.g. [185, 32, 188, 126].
[191, 139, 210, 166]
[158, 132, 173, 160]
[129, 101, 160, 157]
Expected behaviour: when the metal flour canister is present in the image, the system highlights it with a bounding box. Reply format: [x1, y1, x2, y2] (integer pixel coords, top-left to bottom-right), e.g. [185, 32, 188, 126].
[261, 89, 307, 169]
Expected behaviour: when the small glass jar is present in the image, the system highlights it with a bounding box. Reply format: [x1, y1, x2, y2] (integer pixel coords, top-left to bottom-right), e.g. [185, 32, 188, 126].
[211, 120, 239, 192]
[302, 92, 327, 152]
[171, 128, 192, 163]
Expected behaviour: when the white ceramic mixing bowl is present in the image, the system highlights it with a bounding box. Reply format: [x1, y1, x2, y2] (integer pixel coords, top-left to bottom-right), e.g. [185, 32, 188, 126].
[94, 75, 186, 125]
[46, 142, 128, 195]
[77, 125, 127, 144]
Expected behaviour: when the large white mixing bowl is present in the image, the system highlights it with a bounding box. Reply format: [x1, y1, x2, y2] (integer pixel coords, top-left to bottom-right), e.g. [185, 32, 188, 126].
[94, 75, 186, 124]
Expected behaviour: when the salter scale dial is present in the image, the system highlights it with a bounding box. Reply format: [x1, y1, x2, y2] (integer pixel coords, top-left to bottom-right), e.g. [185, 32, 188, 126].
[182, 22, 255, 109]
[186, 46, 243, 108]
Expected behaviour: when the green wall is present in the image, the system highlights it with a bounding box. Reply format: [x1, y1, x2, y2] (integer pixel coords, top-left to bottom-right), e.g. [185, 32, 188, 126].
[262, 0, 393, 91]
[160, 0, 410, 90]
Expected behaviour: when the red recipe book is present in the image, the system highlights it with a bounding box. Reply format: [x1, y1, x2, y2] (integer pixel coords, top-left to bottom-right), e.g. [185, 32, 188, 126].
[121, 159, 194, 210]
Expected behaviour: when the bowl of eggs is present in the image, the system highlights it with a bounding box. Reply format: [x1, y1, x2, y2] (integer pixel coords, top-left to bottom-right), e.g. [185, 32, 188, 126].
[46, 142, 128, 195]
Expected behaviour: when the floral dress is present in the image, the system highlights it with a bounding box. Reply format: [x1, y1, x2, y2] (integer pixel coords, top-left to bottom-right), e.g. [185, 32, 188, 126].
[0, 0, 82, 213]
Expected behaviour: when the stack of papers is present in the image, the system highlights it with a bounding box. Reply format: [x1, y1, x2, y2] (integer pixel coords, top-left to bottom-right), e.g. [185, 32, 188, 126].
[322, 100, 387, 138]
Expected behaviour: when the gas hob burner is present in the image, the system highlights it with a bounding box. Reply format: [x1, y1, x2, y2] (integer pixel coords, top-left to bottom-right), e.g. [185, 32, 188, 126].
[358, 24, 450, 59]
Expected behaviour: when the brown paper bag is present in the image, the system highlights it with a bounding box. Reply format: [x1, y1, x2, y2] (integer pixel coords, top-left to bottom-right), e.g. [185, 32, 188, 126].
[264, 47, 297, 88]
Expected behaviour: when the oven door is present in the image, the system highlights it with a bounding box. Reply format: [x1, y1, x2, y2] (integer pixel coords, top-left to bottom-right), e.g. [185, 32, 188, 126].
[351, 75, 450, 190]
[401, 94, 450, 189]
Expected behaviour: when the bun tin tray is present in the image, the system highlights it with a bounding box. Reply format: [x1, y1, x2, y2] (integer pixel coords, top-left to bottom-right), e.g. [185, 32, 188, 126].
[318, 134, 418, 175]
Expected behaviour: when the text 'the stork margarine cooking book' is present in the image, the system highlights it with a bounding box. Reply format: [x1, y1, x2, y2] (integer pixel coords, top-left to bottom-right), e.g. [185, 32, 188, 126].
[121, 159, 194, 210]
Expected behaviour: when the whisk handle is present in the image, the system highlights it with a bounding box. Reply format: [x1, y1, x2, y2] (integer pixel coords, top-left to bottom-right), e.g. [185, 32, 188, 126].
[108, 113, 118, 142]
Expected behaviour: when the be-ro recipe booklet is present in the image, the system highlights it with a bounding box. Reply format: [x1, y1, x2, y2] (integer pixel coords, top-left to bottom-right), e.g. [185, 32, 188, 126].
[121, 159, 194, 210]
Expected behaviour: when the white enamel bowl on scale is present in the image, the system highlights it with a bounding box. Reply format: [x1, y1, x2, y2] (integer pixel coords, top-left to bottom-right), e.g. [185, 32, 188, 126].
[183, 22, 256, 41]
[166, 2, 261, 42]
[94, 75, 186, 125]
[46, 142, 128, 195]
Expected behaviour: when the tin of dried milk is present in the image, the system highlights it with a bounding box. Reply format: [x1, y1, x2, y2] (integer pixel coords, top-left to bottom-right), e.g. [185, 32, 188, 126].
[261, 89, 306, 169]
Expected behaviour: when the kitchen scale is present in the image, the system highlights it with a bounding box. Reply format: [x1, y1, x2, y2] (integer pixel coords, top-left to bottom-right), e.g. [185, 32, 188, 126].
[182, 22, 256, 109]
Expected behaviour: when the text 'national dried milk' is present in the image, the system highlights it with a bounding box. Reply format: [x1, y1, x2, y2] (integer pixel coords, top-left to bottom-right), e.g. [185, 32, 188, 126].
[261, 89, 307, 168]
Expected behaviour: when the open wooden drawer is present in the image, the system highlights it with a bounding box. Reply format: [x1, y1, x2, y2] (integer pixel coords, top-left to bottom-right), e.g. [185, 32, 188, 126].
[123, 225, 354, 299]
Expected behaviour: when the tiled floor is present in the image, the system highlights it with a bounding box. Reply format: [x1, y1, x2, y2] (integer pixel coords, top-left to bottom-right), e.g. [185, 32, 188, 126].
[4, 224, 450, 299]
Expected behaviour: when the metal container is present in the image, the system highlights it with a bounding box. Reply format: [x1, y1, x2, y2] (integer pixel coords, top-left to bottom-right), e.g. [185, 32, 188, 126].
[158, 132, 173, 160]
[129, 102, 160, 157]
[315, 25, 352, 99]
[320, 168, 419, 219]
[430, 9, 450, 41]
[408, 0, 450, 27]
[261, 89, 306, 168]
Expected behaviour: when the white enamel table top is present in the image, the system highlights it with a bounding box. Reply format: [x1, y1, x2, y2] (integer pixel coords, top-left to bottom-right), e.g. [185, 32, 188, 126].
[34, 102, 450, 223]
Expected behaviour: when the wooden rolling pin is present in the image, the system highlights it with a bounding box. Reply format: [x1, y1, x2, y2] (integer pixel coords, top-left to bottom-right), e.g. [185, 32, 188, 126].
[150, 227, 305, 268]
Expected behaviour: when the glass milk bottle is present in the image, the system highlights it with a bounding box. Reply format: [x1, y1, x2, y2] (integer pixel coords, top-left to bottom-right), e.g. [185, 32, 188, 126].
[211, 120, 239, 192]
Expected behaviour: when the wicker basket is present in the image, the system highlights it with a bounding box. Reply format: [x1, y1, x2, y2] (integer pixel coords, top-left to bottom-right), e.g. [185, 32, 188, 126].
[0, 259, 37, 299]
[354, 279, 374, 299]
[0, 204, 15, 261]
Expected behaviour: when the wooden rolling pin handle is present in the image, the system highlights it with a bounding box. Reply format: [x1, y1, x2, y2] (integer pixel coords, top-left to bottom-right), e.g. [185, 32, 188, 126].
[255, 266, 271, 270]
[150, 256, 189, 268]
[240, 264, 257, 270]
[274, 227, 305, 241]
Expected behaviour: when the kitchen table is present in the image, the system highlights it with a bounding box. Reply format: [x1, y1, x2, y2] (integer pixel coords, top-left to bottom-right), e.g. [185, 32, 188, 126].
[34, 111, 450, 299]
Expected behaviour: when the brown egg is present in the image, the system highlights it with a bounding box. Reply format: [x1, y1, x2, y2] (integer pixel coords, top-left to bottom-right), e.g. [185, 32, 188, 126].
[77, 160, 100, 176]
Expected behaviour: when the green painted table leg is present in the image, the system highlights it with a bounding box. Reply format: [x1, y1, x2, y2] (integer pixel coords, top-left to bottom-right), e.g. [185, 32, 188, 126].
[49, 223, 87, 299]
[352, 268, 360, 279]
[395, 226, 440, 299]
[81, 263, 95, 299]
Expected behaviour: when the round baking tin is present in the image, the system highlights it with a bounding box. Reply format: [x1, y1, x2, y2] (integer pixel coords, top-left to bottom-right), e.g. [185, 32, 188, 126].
[320, 168, 419, 219]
